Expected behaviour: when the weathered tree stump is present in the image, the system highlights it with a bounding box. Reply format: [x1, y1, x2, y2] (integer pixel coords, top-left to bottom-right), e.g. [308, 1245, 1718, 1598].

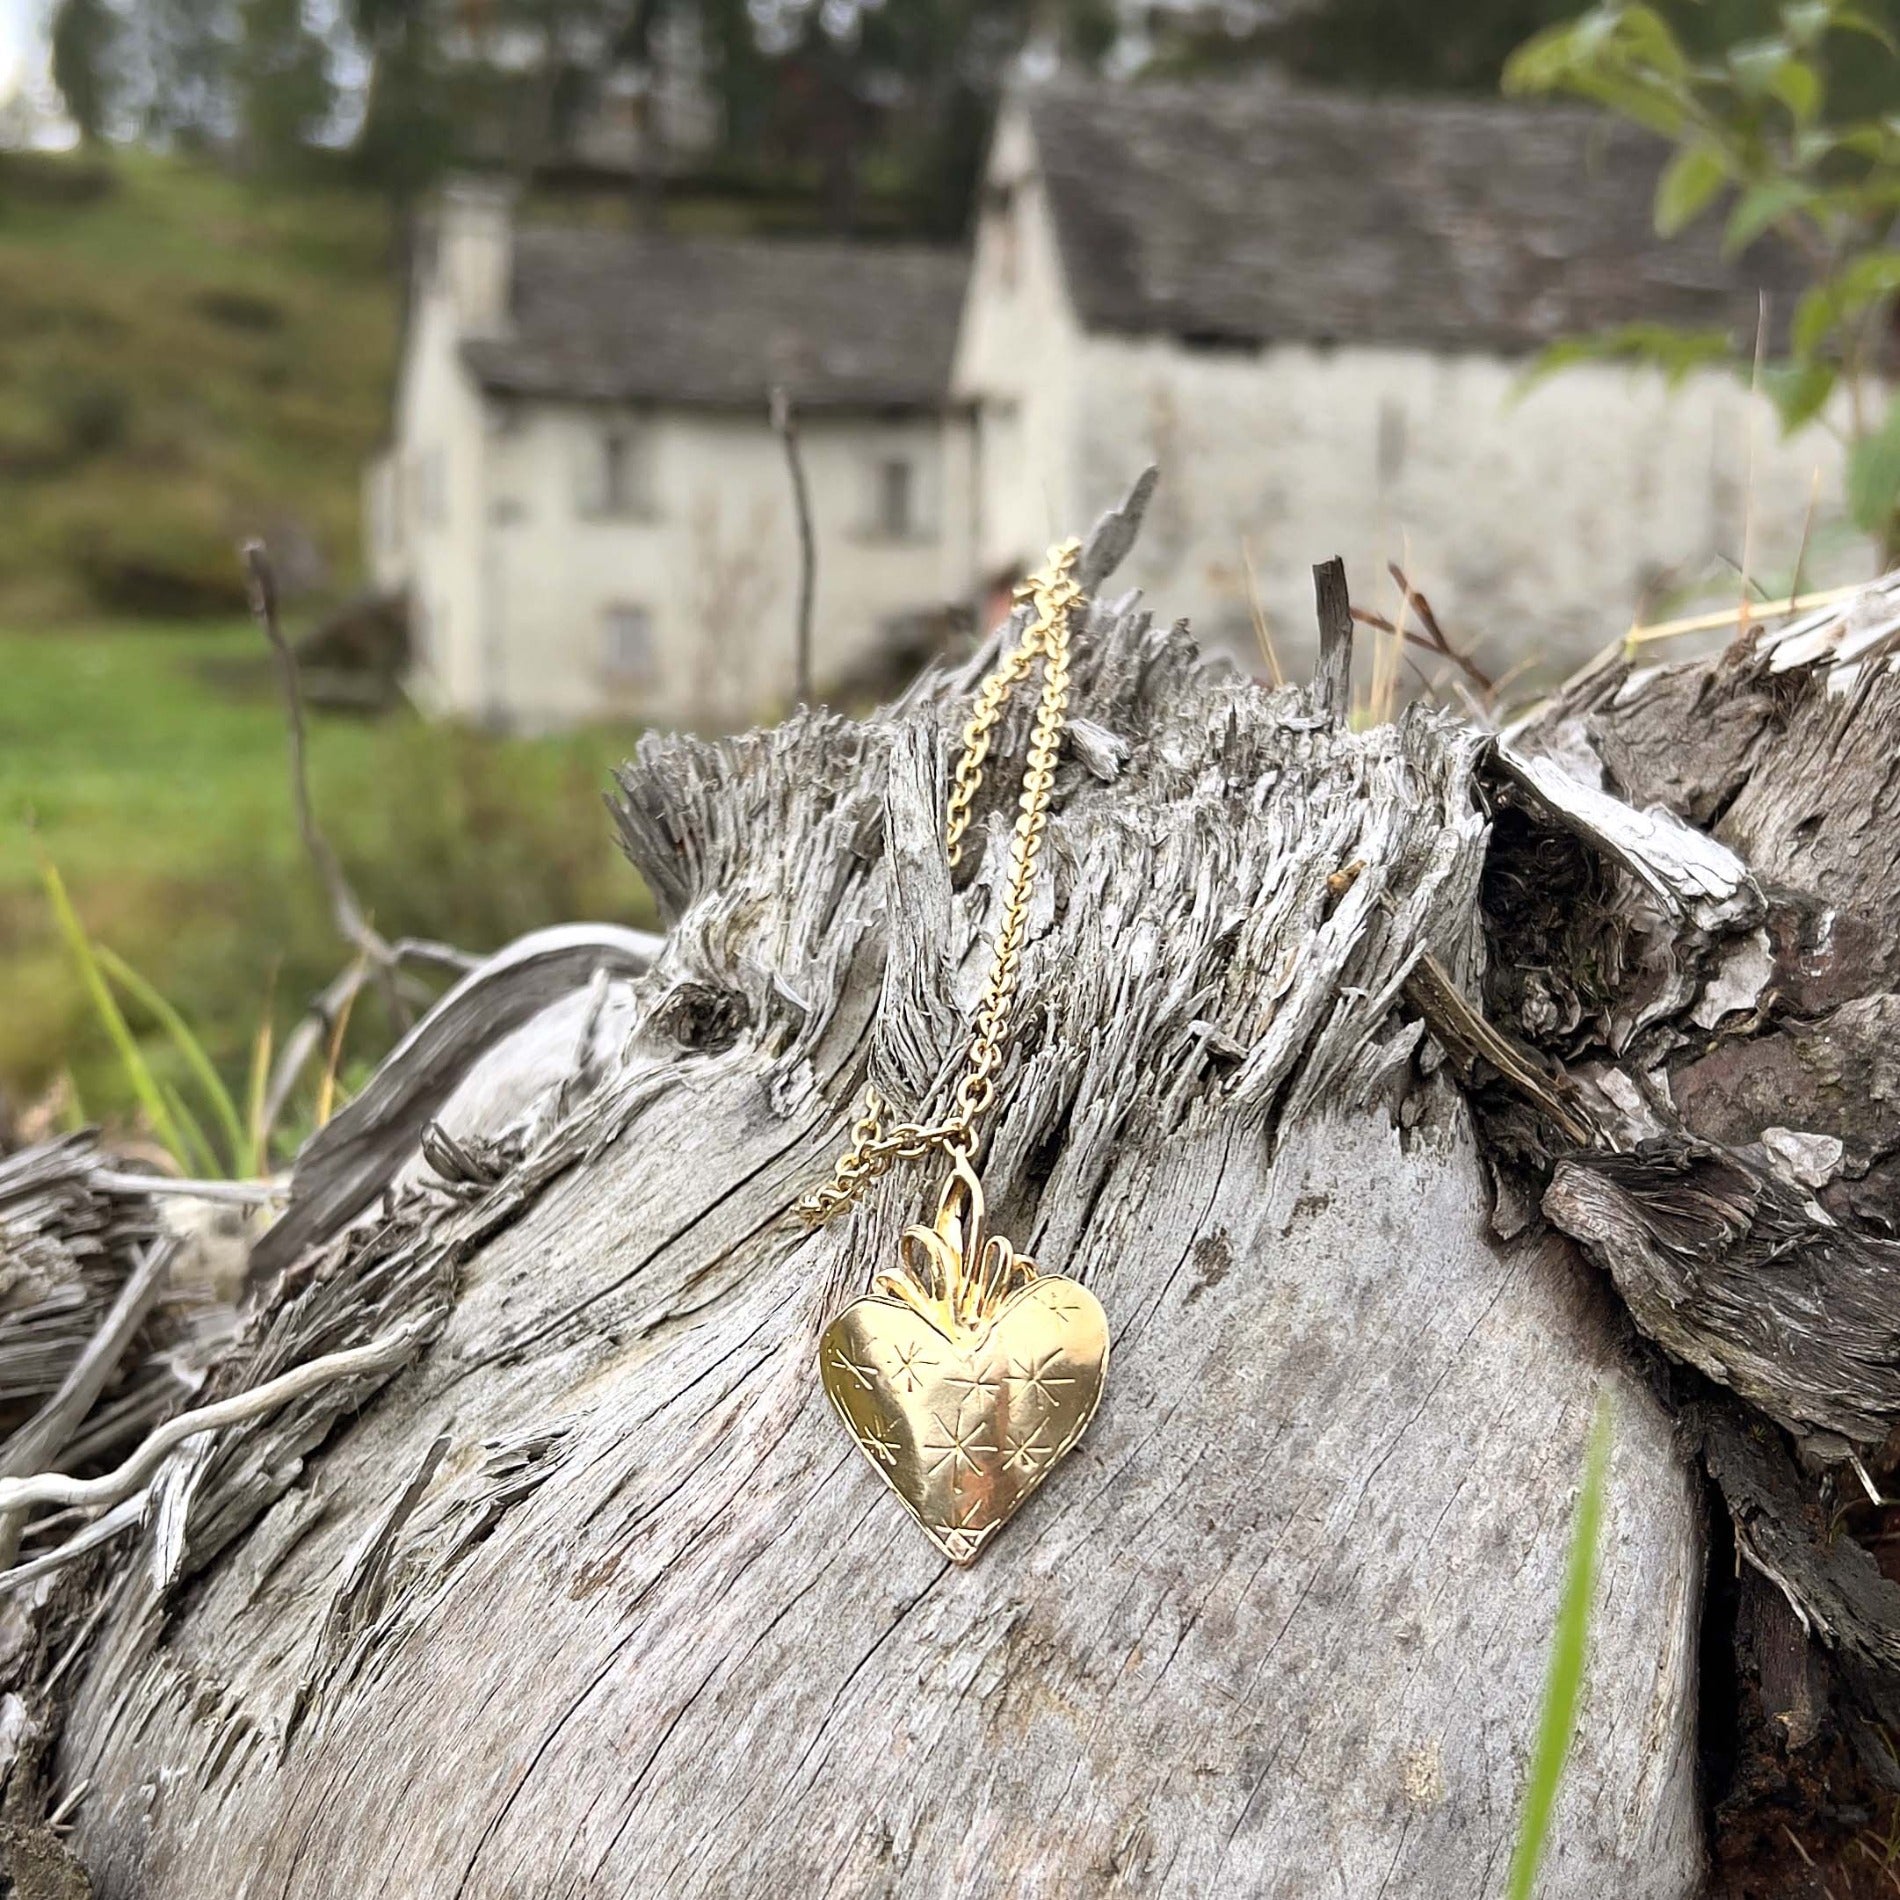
[7, 479, 1900, 1897]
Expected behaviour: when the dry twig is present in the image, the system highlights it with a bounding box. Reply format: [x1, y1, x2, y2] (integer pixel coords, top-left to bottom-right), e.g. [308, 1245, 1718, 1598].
[245, 542, 400, 1003]
[244, 539, 476, 1145]
[263, 939, 474, 1143]
[91, 1170, 284, 1207]
[769, 389, 817, 705]
[1351, 564, 1495, 707]
[1624, 580, 1867, 647]
[0, 1496, 147, 1595]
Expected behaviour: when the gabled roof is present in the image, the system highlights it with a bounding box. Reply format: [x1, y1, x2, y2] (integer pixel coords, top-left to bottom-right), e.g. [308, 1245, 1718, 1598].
[1025, 77, 1800, 355]
[463, 229, 968, 410]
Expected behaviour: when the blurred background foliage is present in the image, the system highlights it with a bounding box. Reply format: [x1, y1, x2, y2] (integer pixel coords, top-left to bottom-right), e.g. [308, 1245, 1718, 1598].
[0, 150, 391, 624]
[5, 0, 1896, 630]
[1, 0, 1897, 1150]
[1509, 0, 1900, 559]
[0, 619, 652, 1142]
[32, 0, 1900, 240]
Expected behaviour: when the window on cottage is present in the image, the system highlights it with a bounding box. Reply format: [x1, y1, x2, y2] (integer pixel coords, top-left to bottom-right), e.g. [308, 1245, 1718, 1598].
[601, 603, 656, 685]
[578, 425, 651, 519]
[873, 457, 915, 539]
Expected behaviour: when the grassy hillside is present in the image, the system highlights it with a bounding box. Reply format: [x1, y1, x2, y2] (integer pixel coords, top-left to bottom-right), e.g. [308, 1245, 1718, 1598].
[0, 150, 397, 623]
[0, 153, 670, 1150]
[0, 620, 655, 1140]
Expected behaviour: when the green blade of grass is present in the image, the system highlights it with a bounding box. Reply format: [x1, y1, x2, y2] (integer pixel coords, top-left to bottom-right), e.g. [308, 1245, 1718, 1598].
[159, 1076, 221, 1179]
[1508, 1394, 1613, 1900]
[94, 943, 246, 1175]
[37, 854, 191, 1167]
[314, 957, 366, 1133]
[244, 1010, 275, 1179]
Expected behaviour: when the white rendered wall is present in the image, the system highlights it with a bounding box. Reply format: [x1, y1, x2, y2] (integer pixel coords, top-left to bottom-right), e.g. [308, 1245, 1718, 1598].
[954, 108, 1868, 683]
[383, 200, 979, 730]
[1065, 333, 1861, 680]
[388, 263, 494, 718]
[950, 101, 1087, 591]
[475, 402, 977, 730]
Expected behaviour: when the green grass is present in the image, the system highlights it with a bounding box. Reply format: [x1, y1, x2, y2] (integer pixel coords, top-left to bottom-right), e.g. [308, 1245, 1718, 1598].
[1508, 1394, 1613, 1900]
[0, 620, 380, 885]
[0, 149, 397, 622]
[0, 151, 691, 1139]
[0, 620, 655, 1130]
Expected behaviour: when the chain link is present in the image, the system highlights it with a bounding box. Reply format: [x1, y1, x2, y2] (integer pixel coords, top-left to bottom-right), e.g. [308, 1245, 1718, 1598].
[796, 537, 1084, 1225]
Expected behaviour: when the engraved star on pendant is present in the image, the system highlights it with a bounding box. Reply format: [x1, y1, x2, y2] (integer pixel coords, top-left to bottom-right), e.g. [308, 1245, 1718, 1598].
[818, 1156, 1109, 1565]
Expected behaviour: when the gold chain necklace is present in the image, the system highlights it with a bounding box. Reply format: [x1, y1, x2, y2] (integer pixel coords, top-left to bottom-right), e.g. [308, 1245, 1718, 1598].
[798, 539, 1110, 1566]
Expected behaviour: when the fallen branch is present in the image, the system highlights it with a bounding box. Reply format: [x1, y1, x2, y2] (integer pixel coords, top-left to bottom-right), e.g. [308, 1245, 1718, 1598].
[48, 476, 1900, 1895]
[769, 387, 817, 705]
[90, 1170, 286, 1208]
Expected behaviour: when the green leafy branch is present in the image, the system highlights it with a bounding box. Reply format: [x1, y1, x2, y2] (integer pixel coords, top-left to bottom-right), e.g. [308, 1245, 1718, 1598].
[1506, 0, 1900, 556]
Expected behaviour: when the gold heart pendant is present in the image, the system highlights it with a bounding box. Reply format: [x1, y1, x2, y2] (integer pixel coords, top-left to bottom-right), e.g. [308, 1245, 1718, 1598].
[818, 1156, 1109, 1565]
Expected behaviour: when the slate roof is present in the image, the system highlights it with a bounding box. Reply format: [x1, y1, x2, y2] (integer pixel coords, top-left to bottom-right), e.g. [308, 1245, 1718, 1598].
[463, 229, 968, 409]
[1027, 78, 1801, 355]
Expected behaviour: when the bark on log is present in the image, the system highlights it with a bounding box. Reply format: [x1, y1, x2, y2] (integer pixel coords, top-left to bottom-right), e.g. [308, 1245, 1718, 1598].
[9, 491, 1900, 1896]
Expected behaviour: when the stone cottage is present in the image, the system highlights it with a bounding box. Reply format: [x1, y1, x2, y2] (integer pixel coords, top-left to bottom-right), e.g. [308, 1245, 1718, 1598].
[956, 75, 1847, 678]
[367, 181, 972, 727]
[371, 76, 1852, 726]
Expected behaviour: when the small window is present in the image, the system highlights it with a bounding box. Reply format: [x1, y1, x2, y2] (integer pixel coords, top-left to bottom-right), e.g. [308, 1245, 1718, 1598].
[874, 457, 915, 539]
[601, 603, 655, 685]
[578, 425, 651, 519]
